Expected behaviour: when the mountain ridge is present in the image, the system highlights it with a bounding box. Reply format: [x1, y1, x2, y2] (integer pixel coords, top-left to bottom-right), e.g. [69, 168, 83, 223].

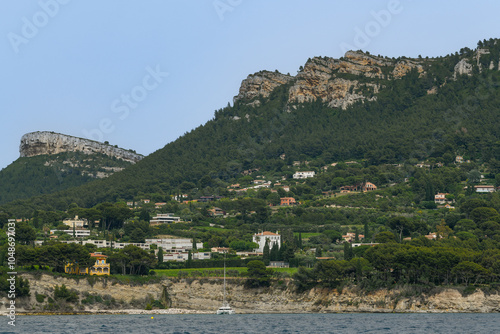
[0, 132, 144, 205]
[1, 38, 500, 214]
[233, 47, 497, 111]
[19, 131, 144, 163]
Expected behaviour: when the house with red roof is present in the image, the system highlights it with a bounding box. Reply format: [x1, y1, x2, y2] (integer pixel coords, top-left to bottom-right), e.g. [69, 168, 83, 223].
[252, 231, 281, 253]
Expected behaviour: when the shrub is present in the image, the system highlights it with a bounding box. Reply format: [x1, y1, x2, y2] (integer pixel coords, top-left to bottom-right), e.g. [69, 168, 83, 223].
[53, 284, 79, 303]
[35, 293, 46, 303]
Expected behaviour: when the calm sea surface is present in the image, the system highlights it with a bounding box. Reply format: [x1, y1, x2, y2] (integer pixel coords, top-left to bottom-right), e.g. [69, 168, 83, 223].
[3, 313, 500, 334]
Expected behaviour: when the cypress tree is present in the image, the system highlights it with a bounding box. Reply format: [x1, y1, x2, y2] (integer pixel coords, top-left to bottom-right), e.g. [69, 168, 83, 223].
[186, 250, 192, 268]
[263, 239, 270, 265]
[344, 242, 353, 261]
[315, 246, 322, 258]
[270, 243, 279, 261]
[158, 247, 164, 264]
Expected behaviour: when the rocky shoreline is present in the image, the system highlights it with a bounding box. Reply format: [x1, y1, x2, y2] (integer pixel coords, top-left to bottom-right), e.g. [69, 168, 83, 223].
[1, 308, 210, 316]
[1, 273, 499, 315]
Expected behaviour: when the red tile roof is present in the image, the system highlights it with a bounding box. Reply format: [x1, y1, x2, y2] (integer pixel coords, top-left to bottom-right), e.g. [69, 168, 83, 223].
[255, 231, 279, 236]
[90, 253, 108, 258]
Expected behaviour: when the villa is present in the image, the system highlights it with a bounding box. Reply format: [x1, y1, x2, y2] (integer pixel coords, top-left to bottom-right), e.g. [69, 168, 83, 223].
[64, 252, 110, 276]
[253, 231, 281, 253]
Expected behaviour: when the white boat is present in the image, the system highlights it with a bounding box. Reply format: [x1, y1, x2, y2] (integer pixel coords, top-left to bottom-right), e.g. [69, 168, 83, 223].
[216, 304, 235, 315]
[216, 254, 235, 315]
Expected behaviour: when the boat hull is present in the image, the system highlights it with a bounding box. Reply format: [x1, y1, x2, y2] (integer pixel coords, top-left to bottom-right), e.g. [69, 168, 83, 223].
[216, 306, 235, 315]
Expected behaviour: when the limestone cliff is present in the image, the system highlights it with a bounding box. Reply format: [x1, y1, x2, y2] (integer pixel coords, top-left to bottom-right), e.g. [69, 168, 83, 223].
[234, 47, 499, 110]
[4, 274, 499, 314]
[454, 59, 473, 78]
[234, 50, 425, 110]
[234, 70, 294, 104]
[20, 131, 143, 163]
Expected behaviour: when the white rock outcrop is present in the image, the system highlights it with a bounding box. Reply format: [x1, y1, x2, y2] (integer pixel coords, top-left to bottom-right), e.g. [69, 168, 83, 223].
[19, 131, 143, 163]
[454, 59, 473, 78]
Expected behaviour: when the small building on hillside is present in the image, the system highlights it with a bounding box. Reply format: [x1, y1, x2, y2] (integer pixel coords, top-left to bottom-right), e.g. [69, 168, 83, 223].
[63, 216, 88, 229]
[163, 251, 211, 262]
[89, 253, 110, 275]
[475, 185, 496, 193]
[293, 171, 315, 179]
[352, 243, 379, 247]
[146, 238, 203, 251]
[173, 194, 188, 201]
[362, 182, 377, 192]
[211, 247, 230, 253]
[342, 232, 365, 242]
[50, 229, 90, 238]
[280, 197, 296, 206]
[253, 231, 281, 253]
[208, 207, 226, 217]
[425, 233, 438, 240]
[434, 193, 449, 204]
[149, 213, 182, 225]
[268, 261, 289, 268]
[198, 196, 223, 202]
[64, 252, 110, 276]
[340, 182, 377, 193]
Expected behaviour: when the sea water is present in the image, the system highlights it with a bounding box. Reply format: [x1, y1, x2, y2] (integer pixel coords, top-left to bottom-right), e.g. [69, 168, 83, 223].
[3, 313, 500, 334]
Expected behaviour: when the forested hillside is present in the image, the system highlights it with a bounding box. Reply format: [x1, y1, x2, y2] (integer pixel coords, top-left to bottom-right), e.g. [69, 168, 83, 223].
[0, 151, 136, 205]
[1, 39, 500, 216]
[2, 40, 500, 299]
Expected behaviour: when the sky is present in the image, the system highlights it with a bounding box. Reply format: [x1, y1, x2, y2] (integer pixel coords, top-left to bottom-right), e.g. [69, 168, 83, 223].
[1, 0, 500, 170]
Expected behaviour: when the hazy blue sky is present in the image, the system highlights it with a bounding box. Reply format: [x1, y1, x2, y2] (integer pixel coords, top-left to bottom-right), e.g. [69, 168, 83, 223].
[1, 0, 500, 170]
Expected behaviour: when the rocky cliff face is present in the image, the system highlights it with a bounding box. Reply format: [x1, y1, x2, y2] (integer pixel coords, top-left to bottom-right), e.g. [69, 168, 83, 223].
[234, 47, 498, 111]
[234, 71, 294, 104]
[20, 131, 143, 163]
[4, 274, 500, 314]
[234, 50, 425, 110]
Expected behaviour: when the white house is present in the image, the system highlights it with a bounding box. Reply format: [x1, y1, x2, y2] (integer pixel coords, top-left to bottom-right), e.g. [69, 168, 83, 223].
[63, 216, 88, 229]
[46, 237, 201, 253]
[434, 193, 449, 204]
[293, 171, 315, 179]
[145, 238, 203, 251]
[149, 213, 182, 225]
[50, 229, 90, 238]
[163, 251, 211, 262]
[475, 185, 496, 193]
[253, 231, 281, 253]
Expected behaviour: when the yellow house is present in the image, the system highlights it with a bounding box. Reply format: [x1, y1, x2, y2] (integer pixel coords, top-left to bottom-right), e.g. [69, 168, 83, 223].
[65, 252, 110, 276]
[64, 262, 88, 275]
[88, 253, 110, 275]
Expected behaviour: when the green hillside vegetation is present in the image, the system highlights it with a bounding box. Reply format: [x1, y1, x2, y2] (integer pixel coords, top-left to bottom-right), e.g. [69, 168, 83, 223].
[1, 39, 500, 295]
[0, 151, 134, 205]
[2, 40, 500, 216]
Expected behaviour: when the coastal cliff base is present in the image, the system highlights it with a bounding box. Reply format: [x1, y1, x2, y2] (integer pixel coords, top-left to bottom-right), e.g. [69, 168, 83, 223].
[1, 273, 499, 314]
